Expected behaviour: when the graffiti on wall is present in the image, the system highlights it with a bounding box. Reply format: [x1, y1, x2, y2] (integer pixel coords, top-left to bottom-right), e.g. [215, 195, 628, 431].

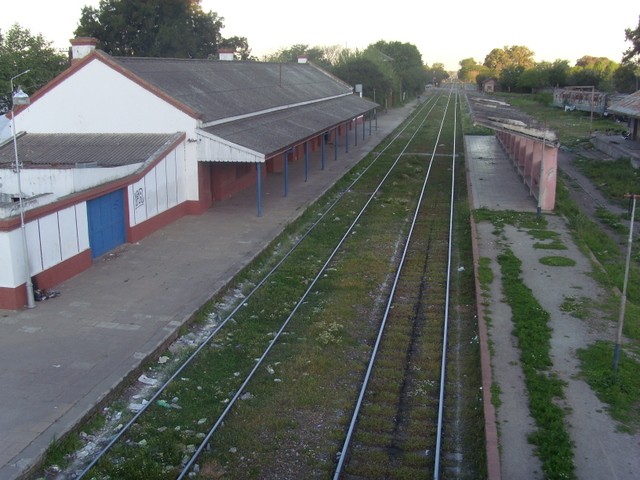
[134, 187, 145, 209]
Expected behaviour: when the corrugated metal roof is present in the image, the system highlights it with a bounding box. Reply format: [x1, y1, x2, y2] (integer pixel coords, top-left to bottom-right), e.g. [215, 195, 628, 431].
[112, 57, 353, 123]
[607, 90, 640, 118]
[201, 95, 378, 156]
[0, 133, 182, 168]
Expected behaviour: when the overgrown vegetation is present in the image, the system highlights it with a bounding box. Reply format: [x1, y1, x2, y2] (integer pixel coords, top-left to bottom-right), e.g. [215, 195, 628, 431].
[577, 341, 640, 433]
[573, 157, 640, 205]
[497, 249, 575, 479]
[539, 256, 576, 267]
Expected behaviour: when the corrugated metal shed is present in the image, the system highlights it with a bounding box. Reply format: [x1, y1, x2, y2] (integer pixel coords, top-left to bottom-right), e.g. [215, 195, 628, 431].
[466, 91, 559, 145]
[0, 133, 182, 168]
[201, 95, 378, 158]
[607, 90, 640, 118]
[113, 57, 354, 124]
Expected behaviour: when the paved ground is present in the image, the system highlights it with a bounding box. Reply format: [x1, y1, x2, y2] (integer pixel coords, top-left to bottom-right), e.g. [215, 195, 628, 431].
[0, 101, 419, 480]
[467, 135, 640, 480]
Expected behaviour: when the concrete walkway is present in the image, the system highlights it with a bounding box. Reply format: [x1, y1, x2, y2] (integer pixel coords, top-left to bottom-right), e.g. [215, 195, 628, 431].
[467, 135, 640, 480]
[0, 101, 418, 480]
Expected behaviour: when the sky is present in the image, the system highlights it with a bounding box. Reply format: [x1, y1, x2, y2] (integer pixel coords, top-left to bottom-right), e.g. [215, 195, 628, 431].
[1, 0, 636, 71]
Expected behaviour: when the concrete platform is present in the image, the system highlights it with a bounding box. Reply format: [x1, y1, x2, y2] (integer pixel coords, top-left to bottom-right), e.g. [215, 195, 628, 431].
[465, 135, 538, 212]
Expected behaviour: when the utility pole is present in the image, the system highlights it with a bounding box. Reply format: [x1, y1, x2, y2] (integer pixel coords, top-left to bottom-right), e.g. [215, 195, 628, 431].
[613, 193, 638, 373]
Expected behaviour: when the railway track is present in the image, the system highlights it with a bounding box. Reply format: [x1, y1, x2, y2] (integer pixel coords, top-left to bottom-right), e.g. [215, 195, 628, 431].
[57, 86, 482, 480]
[333, 90, 459, 479]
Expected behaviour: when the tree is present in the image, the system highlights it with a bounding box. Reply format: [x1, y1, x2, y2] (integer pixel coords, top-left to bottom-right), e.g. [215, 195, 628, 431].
[499, 65, 525, 92]
[517, 63, 551, 92]
[568, 56, 618, 91]
[547, 59, 571, 87]
[484, 45, 535, 75]
[613, 62, 639, 92]
[371, 40, 427, 97]
[622, 15, 640, 64]
[0, 24, 68, 114]
[621, 16, 640, 91]
[425, 63, 448, 86]
[74, 0, 224, 58]
[457, 58, 485, 83]
[331, 54, 393, 103]
[218, 36, 252, 60]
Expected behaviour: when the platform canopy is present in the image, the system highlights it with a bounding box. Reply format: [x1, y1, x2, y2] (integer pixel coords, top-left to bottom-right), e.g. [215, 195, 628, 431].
[197, 95, 378, 163]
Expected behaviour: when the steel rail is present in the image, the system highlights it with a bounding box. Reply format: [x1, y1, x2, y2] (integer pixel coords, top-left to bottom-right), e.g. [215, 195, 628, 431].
[333, 86, 455, 479]
[75, 96, 439, 479]
[433, 85, 459, 480]
[177, 95, 445, 479]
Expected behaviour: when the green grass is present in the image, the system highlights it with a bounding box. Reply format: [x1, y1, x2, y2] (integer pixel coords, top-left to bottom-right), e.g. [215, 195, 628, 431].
[539, 256, 576, 267]
[577, 341, 640, 433]
[573, 157, 640, 206]
[495, 93, 615, 149]
[595, 207, 629, 235]
[560, 296, 591, 320]
[497, 248, 575, 479]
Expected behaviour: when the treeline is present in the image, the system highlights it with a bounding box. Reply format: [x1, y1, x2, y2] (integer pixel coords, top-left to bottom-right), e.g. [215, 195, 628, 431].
[458, 40, 639, 94]
[261, 42, 447, 108]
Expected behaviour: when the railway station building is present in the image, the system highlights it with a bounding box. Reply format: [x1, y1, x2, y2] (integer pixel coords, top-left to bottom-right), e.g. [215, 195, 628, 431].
[0, 38, 378, 310]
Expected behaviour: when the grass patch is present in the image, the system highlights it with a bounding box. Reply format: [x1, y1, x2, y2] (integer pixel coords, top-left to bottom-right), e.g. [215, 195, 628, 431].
[560, 296, 591, 320]
[498, 248, 575, 479]
[539, 256, 576, 267]
[577, 341, 640, 433]
[595, 207, 628, 235]
[573, 157, 640, 206]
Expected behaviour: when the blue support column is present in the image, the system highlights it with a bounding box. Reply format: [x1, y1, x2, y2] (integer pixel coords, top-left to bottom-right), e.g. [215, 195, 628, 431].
[346, 121, 349, 153]
[256, 162, 263, 217]
[375, 108, 378, 131]
[362, 115, 366, 141]
[355, 119, 358, 146]
[284, 150, 289, 197]
[334, 127, 338, 161]
[321, 133, 326, 170]
[305, 141, 309, 182]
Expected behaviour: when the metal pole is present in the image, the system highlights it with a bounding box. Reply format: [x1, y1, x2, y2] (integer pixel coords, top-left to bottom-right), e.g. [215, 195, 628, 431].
[613, 194, 636, 373]
[10, 70, 35, 308]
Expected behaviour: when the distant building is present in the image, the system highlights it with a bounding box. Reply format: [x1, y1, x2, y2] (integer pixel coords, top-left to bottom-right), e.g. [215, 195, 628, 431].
[482, 78, 499, 93]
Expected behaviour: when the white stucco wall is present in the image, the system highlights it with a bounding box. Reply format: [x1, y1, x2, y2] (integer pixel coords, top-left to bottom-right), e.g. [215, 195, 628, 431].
[128, 145, 186, 226]
[12, 57, 201, 201]
[0, 203, 89, 289]
[14, 59, 195, 134]
[0, 229, 21, 287]
[0, 164, 141, 200]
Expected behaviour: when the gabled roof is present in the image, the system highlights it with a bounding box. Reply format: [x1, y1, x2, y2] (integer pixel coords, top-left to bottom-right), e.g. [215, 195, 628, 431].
[0, 133, 182, 168]
[202, 95, 378, 157]
[110, 57, 355, 124]
[607, 90, 640, 118]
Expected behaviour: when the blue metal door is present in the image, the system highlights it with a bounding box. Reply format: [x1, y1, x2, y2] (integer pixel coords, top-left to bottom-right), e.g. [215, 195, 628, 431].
[87, 189, 126, 258]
